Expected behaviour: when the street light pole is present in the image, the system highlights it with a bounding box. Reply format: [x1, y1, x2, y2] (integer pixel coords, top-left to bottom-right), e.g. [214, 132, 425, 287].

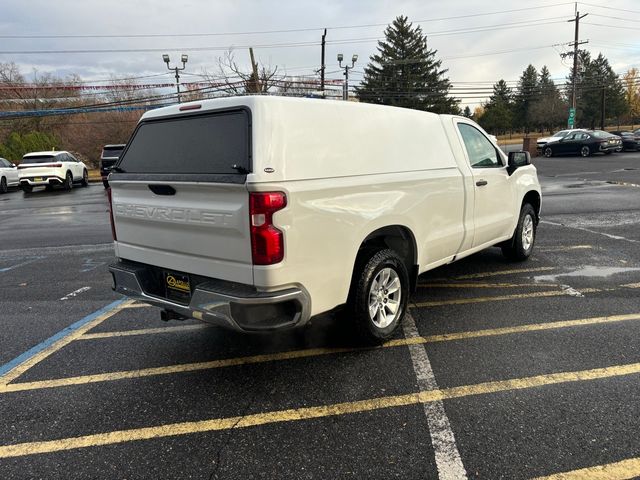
[163, 54, 189, 103]
[338, 53, 358, 101]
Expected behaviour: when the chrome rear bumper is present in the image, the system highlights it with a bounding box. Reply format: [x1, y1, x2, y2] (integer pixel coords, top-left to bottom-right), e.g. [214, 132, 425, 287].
[109, 261, 311, 332]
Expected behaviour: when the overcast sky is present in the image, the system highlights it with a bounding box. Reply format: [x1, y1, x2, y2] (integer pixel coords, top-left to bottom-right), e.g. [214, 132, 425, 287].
[0, 0, 639, 107]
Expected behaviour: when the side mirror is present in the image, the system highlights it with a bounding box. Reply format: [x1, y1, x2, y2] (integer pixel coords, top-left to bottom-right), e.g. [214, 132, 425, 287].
[507, 151, 531, 175]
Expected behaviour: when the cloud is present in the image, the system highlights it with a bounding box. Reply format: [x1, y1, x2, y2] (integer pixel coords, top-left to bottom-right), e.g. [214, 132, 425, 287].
[0, 0, 638, 107]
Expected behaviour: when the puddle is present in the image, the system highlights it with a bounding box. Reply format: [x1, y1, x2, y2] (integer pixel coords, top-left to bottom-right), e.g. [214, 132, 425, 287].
[535, 265, 640, 283]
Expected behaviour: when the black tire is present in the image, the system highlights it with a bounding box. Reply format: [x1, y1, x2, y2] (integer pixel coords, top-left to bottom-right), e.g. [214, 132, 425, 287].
[45, 185, 54, 192]
[502, 204, 537, 261]
[102, 180, 110, 189]
[580, 145, 591, 157]
[21, 184, 32, 193]
[64, 171, 73, 191]
[0, 177, 7, 194]
[543, 147, 553, 158]
[348, 248, 409, 344]
[605, 150, 613, 155]
[81, 169, 89, 187]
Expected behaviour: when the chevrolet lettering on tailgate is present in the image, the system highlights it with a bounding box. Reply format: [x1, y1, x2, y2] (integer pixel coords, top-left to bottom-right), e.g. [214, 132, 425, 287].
[115, 203, 237, 227]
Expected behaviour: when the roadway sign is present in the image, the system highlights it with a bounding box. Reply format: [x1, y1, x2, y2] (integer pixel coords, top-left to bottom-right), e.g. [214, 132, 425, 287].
[568, 107, 576, 128]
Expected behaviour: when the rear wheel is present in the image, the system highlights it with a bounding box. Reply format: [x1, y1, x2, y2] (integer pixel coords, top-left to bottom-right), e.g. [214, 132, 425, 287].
[502, 204, 537, 261]
[64, 171, 73, 191]
[543, 147, 553, 158]
[605, 150, 613, 155]
[21, 184, 32, 193]
[102, 180, 109, 189]
[0, 177, 7, 194]
[580, 145, 591, 157]
[81, 169, 89, 187]
[348, 249, 409, 344]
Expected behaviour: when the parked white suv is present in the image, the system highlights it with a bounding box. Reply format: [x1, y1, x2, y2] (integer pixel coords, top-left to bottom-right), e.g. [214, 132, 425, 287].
[109, 97, 541, 342]
[19, 151, 89, 192]
[0, 157, 20, 193]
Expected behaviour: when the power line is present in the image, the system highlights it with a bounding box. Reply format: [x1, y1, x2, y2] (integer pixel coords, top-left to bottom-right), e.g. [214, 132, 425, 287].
[578, 2, 640, 15]
[589, 13, 640, 23]
[0, 2, 575, 39]
[0, 17, 573, 55]
[582, 21, 640, 30]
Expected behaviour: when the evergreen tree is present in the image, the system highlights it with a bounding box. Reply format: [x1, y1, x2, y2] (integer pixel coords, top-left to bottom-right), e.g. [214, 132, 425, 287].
[567, 51, 627, 128]
[514, 65, 539, 132]
[356, 16, 459, 113]
[478, 80, 513, 134]
[530, 66, 567, 131]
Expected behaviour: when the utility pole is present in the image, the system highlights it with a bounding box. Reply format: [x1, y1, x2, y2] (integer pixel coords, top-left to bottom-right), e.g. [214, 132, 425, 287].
[249, 48, 260, 93]
[600, 84, 606, 130]
[567, 9, 588, 127]
[163, 54, 189, 103]
[337, 53, 358, 101]
[320, 29, 327, 98]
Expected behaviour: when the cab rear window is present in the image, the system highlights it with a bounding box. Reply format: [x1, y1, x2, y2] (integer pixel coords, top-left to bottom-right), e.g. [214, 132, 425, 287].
[117, 109, 250, 174]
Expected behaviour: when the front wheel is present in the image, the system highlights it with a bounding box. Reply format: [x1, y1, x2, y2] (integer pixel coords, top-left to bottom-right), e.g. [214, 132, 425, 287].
[64, 172, 73, 191]
[502, 204, 537, 261]
[348, 249, 409, 344]
[0, 177, 7, 194]
[580, 145, 591, 157]
[543, 147, 553, 158]
[81, 169, 89, 187]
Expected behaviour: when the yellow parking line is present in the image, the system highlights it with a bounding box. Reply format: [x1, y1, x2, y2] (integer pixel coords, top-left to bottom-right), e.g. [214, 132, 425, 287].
[0, 300, 134, 386]
[120, 303, 151, 309]
[81, 324, 206, 340]
[1, 361, 639, 459]
[447, 266, 555, 280]
[418, 282, 558, 289]
[412, 288, 602, 308]
[0, 347, 358, 393]
[536, 245, 593, 252]
[533, 457, 640, 480]
[394, 313, 640, 345]
[3, 312, 639, 394]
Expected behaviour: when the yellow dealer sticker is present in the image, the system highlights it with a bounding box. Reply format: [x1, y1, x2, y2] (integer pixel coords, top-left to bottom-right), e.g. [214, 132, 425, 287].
[166, 274, 190, 293]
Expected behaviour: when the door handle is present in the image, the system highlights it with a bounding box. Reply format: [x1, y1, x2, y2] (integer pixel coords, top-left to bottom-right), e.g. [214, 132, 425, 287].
[476, 180, 488, 187]
[148, 184, 176, 196]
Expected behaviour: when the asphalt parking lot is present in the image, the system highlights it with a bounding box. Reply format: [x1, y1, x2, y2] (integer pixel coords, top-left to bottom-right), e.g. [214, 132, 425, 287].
[1, 152, 639, 479]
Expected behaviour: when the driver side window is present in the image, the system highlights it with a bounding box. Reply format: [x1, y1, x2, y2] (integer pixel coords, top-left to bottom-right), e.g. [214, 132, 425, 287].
[457, 123, 502, 168]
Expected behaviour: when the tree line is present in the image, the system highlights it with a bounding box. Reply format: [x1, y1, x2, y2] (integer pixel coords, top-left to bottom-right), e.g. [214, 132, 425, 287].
[355, 16, 639, 134]
[2, 15, 640, 164]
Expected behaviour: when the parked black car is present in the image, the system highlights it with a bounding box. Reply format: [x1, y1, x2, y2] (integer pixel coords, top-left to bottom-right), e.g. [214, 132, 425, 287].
[541, 130, 622, 157]
[100, 144, 126, 188]
[610, 131, 640, 151]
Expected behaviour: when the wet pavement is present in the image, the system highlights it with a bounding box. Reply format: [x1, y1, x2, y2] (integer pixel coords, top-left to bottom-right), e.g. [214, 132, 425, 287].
[0, 151, 639, 479]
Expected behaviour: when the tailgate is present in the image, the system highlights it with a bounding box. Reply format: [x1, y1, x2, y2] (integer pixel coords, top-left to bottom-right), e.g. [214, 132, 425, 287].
[112, 181, 253, 284]
[110, 107, 254, 285]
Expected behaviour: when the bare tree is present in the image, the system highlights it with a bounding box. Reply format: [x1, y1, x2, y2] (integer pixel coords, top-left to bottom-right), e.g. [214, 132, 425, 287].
[212, 50, 283, 95]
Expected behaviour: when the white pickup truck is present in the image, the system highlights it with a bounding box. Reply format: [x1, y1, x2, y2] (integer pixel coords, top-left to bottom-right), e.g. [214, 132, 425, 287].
[109, 96, 541, 342]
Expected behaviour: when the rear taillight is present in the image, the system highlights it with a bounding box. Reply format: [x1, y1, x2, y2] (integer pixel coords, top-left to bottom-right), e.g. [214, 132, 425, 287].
[17, 163, 62, 169]
[249, 192, 286, 265]
[107, 188, 117, 241]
